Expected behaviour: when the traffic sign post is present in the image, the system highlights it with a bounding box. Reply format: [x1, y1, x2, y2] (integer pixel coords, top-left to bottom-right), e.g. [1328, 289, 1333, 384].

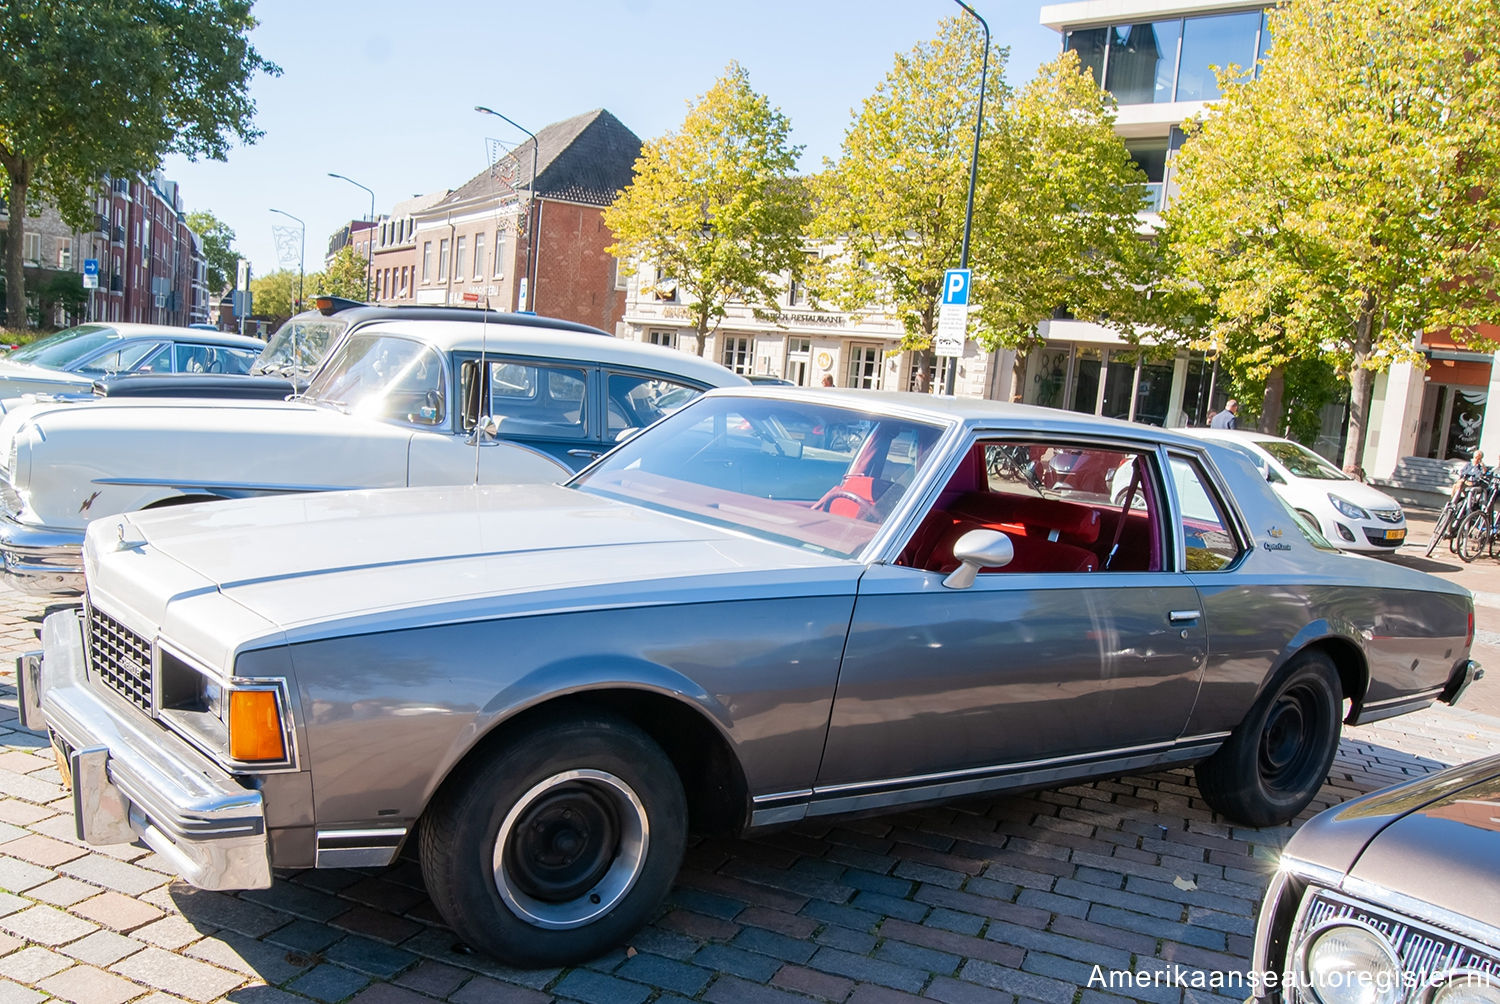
[934, 268, 971, 361]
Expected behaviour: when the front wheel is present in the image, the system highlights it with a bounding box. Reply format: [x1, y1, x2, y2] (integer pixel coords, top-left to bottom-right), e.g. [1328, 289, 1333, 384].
[420, 715, 687, 966]
[1456, 511, 1490, 563]
[1195, 651, 1342, 827]
[1425, 504, 1454, 557]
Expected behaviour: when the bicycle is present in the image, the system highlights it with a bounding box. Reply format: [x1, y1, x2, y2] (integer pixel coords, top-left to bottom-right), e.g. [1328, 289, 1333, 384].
[1456, 472, 1500, 562]
[1427, 470, 1491, 556]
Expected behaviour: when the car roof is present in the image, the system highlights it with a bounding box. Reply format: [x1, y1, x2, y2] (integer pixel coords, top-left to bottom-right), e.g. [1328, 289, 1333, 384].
[296, 303, 613, 339]
[351, 320, 751, 386]
[703, 387, 1221, 449]
[77, 323, 266, 350]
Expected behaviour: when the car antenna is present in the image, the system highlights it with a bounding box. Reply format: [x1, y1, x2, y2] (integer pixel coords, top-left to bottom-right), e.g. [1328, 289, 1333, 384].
[474, 295, 489, 485]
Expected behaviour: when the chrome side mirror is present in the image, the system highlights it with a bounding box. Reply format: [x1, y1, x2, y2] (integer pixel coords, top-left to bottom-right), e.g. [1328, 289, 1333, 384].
[942, 529, 1014, 589]
[466, 415, 497, 447]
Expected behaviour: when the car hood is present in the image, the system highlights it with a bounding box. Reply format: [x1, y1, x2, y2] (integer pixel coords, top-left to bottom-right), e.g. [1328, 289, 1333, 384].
[92, 483, 857, 647]
[1342, 758, 1500, 925]
[0, 359, 92, 399]
[1281, 755, 1500, 913]
[1305, 478, 1404, 511]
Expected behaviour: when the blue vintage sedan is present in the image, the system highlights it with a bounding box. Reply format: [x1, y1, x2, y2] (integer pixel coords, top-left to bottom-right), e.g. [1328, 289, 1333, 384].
[21, 389, 1481, 965]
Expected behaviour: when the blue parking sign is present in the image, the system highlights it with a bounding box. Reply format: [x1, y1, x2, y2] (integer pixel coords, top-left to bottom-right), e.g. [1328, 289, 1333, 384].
[941, 268, 970, 307]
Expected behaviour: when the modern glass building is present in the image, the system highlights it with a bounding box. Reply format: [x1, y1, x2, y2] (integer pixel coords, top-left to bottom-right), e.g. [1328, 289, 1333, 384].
[1029, 0, 1275, 429]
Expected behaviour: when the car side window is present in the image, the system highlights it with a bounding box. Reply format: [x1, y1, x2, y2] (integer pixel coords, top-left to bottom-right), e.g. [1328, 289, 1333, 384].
[606, 373, 703, 437]
[1168, 455, 1243, 571]
[77, 341, 163, 375]
[130, 343, 174, 374]
[896, 439, 1164, 575]
[487, 361, 587, 439]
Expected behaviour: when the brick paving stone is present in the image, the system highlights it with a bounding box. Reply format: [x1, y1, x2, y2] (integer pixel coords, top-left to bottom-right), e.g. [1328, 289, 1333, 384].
[59, 853, 167, 896]
[322, 934, 417, 979]
[0, 903, 97, 945]
[552, 968, 653, 1004]
[330, 904, 423, 945]
[616, 952, 714, 996]
[286, 962, 371, 1003]
[447, 975, 551, 1003]
[846, 985, 928, 1004]
[185, 930, 316, 984]
[162, 888, 283, 939]
[345, 985, 439, 1004]
[807, 948, 927, 995]
[0, 945, 72, 981]
[923, 974, 1016, 1003]
[74, 889, 167, 931]
[0, 801, 52, 826]
[132, 916, 208, 951]
[0, 833, 87, 868]
[772, 962, 856, 1001]
[112, 947, 244, 1002]
[61, 930, 146, 967]
[392, 959, 469, 997]
[703, 974, 823, 1004]
[0, 980, 45, 1004]
[38, 963, 147, 1004]
[0, 857, 51, 896]
[28, 876, 94, 906]
[960, 959, 1076, 1004]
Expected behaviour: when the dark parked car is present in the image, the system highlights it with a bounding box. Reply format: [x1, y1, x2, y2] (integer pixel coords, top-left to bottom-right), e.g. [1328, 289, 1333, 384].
[1252, 754, 1498, 1004]
[22, 391, 1480, 965]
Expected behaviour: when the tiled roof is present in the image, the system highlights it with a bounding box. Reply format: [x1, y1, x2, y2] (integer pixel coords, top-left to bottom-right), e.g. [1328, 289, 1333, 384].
[440, 108, 642, 210]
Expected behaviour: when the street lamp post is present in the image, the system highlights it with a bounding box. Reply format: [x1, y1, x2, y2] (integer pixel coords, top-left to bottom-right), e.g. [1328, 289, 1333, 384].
[945, 0, 990, 397]
[475, 105, 540, 312]
[327, 173, 375, 301]
[268, 208, 305, 311]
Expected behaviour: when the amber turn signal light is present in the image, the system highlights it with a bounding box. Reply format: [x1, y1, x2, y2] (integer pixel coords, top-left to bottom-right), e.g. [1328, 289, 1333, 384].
[228, 690, 286, 762]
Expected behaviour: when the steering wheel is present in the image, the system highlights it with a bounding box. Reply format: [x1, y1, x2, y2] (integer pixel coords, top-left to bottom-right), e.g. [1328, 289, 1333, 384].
[812, 487, 880, 521]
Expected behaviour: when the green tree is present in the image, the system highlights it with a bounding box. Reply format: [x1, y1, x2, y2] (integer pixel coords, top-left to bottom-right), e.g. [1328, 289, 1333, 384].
[317, 245, 368, 302]
[813, 21, 1155, 388]
[605, 62, 811, 356]
[186, 210, 240, 294]
[974, 52, 1161, 379]
[0, 0, 278, 328]
[249, 269, 305, 325]
[1164, 0, 1500, 470]
[811, 16, 1008, 381]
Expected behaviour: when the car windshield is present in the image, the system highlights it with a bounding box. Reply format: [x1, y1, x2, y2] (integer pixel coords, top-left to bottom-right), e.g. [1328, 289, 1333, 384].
[302, 332, 448, 424]
[256, 316, 347, 375]
[574, 396, 946, 559]
[7, 326, 119, 369]
[1254, 439, 1348, 480]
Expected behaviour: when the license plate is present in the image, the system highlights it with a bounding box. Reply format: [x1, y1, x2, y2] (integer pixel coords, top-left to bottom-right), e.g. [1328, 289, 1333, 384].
[50, 739, 72, 791]
[1386, 529, 1406, 541]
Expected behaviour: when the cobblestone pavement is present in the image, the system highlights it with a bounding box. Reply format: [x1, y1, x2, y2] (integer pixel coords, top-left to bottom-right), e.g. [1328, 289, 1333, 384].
[0, 584, 1496, 1004]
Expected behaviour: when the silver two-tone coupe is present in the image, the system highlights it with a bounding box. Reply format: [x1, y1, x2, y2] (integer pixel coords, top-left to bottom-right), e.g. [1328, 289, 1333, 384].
[20, 390, 1482, 965]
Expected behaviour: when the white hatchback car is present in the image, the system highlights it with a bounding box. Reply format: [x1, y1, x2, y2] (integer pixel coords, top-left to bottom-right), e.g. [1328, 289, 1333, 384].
[1186, 428, 1406, 552]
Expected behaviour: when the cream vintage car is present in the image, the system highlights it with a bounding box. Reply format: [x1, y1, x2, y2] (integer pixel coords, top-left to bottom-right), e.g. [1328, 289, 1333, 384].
[0, 317, 744, 593]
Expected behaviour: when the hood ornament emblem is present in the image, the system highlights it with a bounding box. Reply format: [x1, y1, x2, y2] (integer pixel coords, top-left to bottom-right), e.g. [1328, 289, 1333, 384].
[114, 523, 146, 552]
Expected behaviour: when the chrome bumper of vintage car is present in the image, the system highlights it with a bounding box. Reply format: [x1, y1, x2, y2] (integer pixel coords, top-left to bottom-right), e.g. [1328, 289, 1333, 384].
[0, 515, 84, 594]
[19, 609, 271, 890]
[1442, 659, 1484, 707]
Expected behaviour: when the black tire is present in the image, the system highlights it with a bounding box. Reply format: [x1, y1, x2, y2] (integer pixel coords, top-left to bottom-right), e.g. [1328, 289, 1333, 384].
[1456, 511, 1489, 563]
[420, 715, 687, 966]
[1194, 650, 1342, 827]
[1425, 504, 1454, 557]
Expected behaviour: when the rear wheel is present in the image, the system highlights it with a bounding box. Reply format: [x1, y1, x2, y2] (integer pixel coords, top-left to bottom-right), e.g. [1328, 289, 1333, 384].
[420, 715, 687, 966]
[1195, 651, 1342, 827]
[1457, 511, 1490, 563]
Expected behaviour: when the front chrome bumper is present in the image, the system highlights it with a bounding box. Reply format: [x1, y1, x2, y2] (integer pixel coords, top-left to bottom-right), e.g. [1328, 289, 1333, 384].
[20, 609, 271, 890]
[0, 515, 84, 594]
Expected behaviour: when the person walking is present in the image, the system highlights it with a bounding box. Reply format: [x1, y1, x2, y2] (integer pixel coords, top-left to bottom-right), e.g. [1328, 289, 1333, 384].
[1210, 399, 1239, 429]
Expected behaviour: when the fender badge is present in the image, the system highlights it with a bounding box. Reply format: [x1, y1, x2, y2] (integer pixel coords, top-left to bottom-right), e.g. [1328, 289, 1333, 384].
[78, 490, 102, 514]
[1268, 526, 1284, 538]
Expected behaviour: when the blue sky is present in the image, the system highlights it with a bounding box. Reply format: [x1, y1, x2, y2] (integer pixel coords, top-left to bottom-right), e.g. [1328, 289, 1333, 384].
[162, 1, 1061, 279]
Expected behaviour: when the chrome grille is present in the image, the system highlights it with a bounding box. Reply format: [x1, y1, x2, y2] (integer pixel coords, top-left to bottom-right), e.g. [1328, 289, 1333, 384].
[86, 604, 153, 714]
[1372, 508, 1404, 524]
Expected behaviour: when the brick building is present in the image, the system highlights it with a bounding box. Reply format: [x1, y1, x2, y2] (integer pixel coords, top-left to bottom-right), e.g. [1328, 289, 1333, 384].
[372, 192, 448, 305]
[0, 171, 207, 328]
[409, 108, 640, 331]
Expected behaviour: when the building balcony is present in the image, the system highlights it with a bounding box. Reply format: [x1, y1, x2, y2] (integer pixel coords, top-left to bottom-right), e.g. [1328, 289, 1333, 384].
[109, 275, 123, 293]
[95, 214, 109, 235]
[111, 226, 125, 244]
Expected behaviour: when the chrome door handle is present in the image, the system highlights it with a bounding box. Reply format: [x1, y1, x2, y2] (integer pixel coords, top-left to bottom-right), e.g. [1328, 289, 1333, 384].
[568, 449, 603, 459]
[1169, 610, 1202, 623]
